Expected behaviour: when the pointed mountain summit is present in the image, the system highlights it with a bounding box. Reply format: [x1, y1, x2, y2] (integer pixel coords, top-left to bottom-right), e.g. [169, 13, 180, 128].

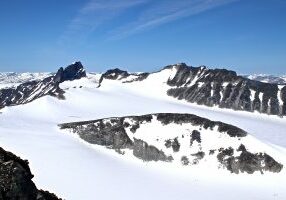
[54, 61, 86, 83]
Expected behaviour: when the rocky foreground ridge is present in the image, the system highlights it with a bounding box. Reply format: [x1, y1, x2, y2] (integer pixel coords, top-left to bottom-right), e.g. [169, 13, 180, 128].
[0, 147, 60, 200]
[59, 113, 283, 174]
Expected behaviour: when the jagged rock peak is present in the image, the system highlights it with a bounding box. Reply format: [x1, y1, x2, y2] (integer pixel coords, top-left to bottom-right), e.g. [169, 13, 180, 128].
[163, 63, 238, 83]
[54, 61, 86, 83]
[102, 68, 129, 79]
[0, 61, 87, 109]
[98, 67, 150, 85]
[163, 62, 189, 70]
[172, 63, 188, 67]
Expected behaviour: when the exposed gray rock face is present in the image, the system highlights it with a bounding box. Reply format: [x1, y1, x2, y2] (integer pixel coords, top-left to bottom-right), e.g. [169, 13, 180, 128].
[98, 68, 149, 86]
[191, 151, 205, 164]
[181, 156, 189, 165]
[59, 113, 282, 174]
[99, 68, 130, 81]
[59, 115, 168, 162]
[217, 145, 283, 174]
[67, 118, 133, 149]
[165, 138, 180, 152]
[54, 61, 86, 83]
[0, 147, 61, 200]
[156, 113, 247, 137]
[190, 130, 201, 146]
[0, 62, 86, 109]
[133, 138, 173, 162]
[98, 63, 286, 117]
[165, 63, 286, 116]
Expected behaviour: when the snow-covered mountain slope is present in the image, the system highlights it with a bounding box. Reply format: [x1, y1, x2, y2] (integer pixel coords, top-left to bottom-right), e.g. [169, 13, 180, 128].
[99, 64, 286, 117]
[0, 72, 53, 88]
[1, 63, 286, 199]
[59, 113, 282, 174]
[1, 63, 285, 117]
[0, 69, 286, 199]
[244, 74, 286, 84]
[0, 62, 86, 109]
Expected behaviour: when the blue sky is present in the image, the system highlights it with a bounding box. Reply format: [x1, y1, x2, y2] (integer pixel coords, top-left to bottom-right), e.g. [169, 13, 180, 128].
[0, 0, 285, 74]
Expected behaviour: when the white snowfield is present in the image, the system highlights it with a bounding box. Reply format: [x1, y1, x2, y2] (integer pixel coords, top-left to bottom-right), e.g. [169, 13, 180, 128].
[0, 70, 286, 200]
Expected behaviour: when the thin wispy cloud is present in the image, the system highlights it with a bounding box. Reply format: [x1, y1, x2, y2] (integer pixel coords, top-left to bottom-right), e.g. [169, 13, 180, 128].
[59, 0, 148, 45]
[109, 0, 238, 40]
[60, 0, 238, 44]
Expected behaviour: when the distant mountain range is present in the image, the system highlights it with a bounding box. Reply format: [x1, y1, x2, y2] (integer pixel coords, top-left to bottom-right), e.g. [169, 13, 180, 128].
[243, 74, 286, 84]
[1, 71, 285, 87]
[1, 63, 286, 116]
[0, 72, 53, 88]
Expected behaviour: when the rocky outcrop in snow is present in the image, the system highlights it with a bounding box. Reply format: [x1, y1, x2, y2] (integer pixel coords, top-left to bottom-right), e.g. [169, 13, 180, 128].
[99, 63, 286, 117]
[217, 145, 283, 174]
[1, 61, 285, 117]
[165, 63, 286, 116]
[0, 62, 86, 109]
[54, 62, 86, 83]
[0, 147, 60, 200]
[59, 113, 283, 174]
[98, 68, 149, 86]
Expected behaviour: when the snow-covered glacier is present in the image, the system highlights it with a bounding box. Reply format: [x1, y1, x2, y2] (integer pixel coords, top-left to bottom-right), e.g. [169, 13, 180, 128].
[0, 62, 286, 200]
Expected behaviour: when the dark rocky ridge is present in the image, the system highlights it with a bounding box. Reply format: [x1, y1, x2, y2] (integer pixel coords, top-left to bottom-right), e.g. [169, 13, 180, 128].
[59, 113, 282, 174]
[98, 63, 286, 117]
[54, 62, 86, 83]
[98, 68, 149, 86]
[0, 62, 86, 109]
[165, 63, 286, 116]
[59, 113, 247, 138]
[0, 147, 60, 200]
[156, 113, 247, 137]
